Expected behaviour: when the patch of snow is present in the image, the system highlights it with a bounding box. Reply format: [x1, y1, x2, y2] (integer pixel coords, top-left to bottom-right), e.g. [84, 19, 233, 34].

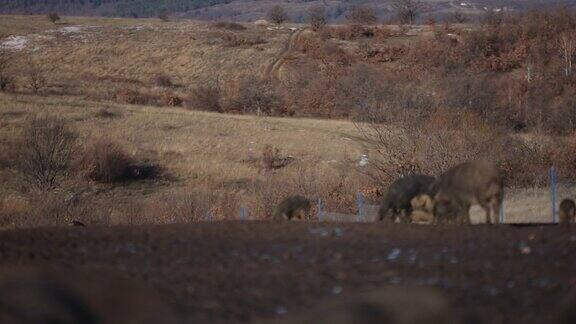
[59, 26, 82, 33]
[1, 36, 28, 50]
[358, 154, 369, 167]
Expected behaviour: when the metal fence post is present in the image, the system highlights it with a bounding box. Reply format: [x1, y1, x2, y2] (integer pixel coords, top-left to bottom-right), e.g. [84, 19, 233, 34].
[239, 207, 247, 220]
[499, 198, 504, 224]
[550, 166, 557, 223]
[356, 192, 365, 222]
[317, 198, 323, 222]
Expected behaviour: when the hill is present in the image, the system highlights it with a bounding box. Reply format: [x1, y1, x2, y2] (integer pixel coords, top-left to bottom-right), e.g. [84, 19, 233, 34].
[2, 0, 576, 20]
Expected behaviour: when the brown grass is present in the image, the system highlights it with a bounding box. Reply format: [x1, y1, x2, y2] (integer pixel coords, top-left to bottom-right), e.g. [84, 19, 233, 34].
[0, 93, 368, 227]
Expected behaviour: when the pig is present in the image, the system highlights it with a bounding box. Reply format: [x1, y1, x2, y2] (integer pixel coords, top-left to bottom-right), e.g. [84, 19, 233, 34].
[378, 175, 436, 223]
[559, 198, 576, 226]
[273, 195, 312, 220]
[431, 160, 503, 225]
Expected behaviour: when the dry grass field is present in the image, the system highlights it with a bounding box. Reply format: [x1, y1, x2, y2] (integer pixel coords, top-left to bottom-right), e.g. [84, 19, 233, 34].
[0, 93, 570, 227]
[0, 93, 375, 226]
[0, 15, 293, 100]
[1, 14, 575, 228]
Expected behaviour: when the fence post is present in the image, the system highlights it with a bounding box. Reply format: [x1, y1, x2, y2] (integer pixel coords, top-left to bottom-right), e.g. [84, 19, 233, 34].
[499, 198, 504, 224]
[550, 166, 557, 223]
[356, 192, 365, 222]
[317, 198, 323, 222]
[239, 207, 247, 221]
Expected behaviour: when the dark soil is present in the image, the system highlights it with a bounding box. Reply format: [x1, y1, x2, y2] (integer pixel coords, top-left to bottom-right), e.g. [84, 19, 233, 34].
[0, 222, 575, 323]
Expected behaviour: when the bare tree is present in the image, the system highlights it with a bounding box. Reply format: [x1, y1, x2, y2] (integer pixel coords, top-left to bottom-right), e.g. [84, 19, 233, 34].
[158, 9, 169, 22]
[25, 62, 46, 94]
[47, 13, 60, 24]
[391, 0, 423, 25]
[267, 5, 288, 25]
[346, 6, 378, 25]
[559, 32, 575, 77]
[16, 116, 79, 190]
[450, 10, 468, 24]
[0, 50, 14, 92]
[308, 5, 327, 31]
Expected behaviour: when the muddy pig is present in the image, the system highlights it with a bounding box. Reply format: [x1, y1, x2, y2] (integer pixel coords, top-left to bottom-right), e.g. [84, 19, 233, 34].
[273, 195, 312, 220]
[559, 198, 576, 226]
[432, 160, 503, 225]
[378, 175, 436, 223]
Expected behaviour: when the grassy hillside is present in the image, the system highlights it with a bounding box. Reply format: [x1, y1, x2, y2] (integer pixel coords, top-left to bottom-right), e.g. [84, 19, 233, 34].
[0, 93, 374, 227]
[2, 0, 575, 21]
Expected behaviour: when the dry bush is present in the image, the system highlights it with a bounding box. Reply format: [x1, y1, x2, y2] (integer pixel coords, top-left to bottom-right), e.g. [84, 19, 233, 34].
[358, 43, 405, 63]
[78, 140, 135, 183]
[330, 25, 390, 41]
[345, 6, 378, 25]
[187, 80, 223, 112]
[94, 108, 122, 119]
[392, 0, 423, 24]
[220, 32, 266, 47]
[0, 50, 15, 93]
[245, 167, 366, 219]
[261, 145, 294, 171]
[160, 90, 183, 107]
[308, 5, 328, 31]
[25, 63, 46, 94]
[113, 88, 153, 105]
[212, 21, 247, 31]
[152, 74, 174, 88]
[14, 116, 79, 190]
[225, 76, 283, 115]
[47, 13, 60, 24]
[294, 33, 354, 66]
[141, 189, 241, 223]
[267, 5, 288, 25]
[362, 109, 499, 184]
[158, 9, 169, 22]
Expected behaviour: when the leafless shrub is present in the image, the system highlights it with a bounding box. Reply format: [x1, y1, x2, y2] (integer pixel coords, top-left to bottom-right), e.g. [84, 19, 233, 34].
[15, 116, 79, 190]
[392, 0, 423, 25]
[267, 5, 288, 25]
[25, 62, 46, 94]
[158, 9, 169, 22]
[220, 32, 266, 47]
[261, 145, 294, 171]
[152, 74, 174, 88]
[94, 108, 122, 119]
[360, 109, 498, 184]
[226, 76, 283, 115]
[142, 189, 240, 223]
[0, 50, 15, 93]
[212, 21, 247, 31]
[187, 79, 223, 112]
[47, 13, 60, 24]
[450, 10, 468, 23]
[346, 6, 378, 25]
[78, 140, 135, 183]
[308, 5, 328, 31]
[161, 90, 183, 107]
[114, 88, 153, 105]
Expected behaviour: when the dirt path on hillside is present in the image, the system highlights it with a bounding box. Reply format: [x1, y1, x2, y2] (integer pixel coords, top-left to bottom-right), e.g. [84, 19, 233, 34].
[263, 29, 303, 82]
[0, 223, 575, 323]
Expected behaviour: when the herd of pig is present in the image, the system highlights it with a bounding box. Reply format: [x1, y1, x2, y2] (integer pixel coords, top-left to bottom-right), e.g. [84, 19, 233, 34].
[274, 160, 576, 225]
